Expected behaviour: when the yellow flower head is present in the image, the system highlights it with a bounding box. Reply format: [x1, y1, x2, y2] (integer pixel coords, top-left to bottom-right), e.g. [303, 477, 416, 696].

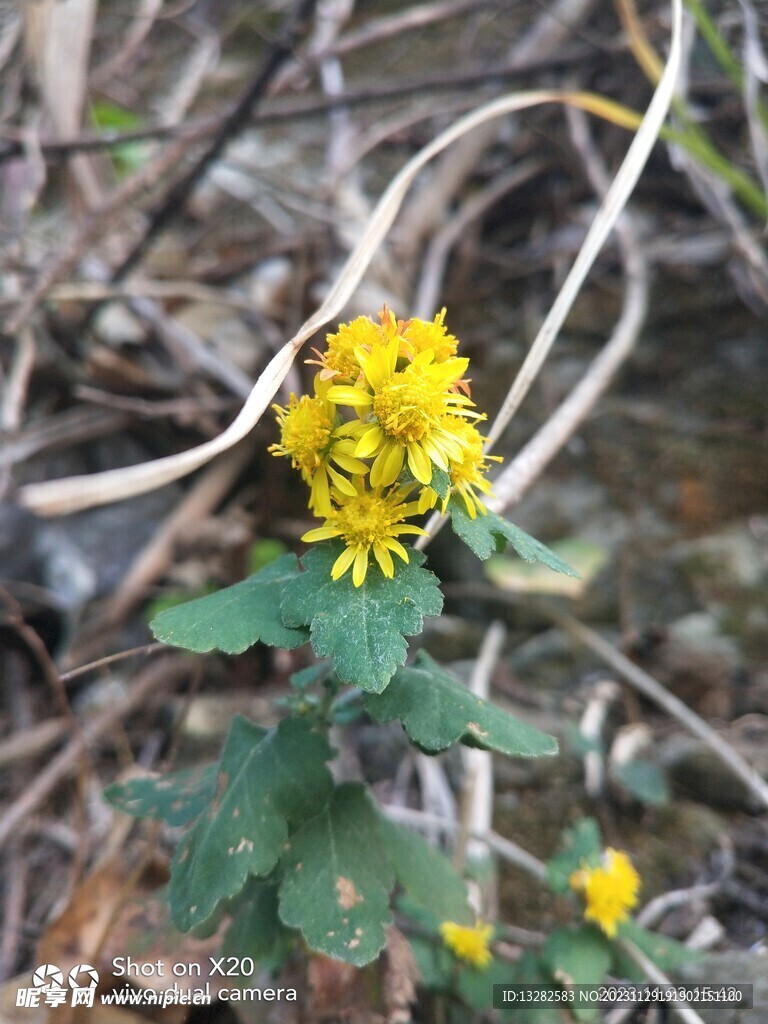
[418, 416, 502, 518]
[327, 337, 477, 488]
[311, 306, 403, 381]
[569, 848, 641, 938]
[401, 308, 458, 362]
[278, 307, 502, 582]
[440, 920, 494, 970]
[269, 376, 368, 516]
[301, 478, 426, 587]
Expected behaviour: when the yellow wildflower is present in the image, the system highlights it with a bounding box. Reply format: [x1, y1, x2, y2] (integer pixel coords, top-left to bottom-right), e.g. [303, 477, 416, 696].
[310, 306, 402, 381]
[301, 478, 426, 587]
[269, 375, 368, 516]
[418, 416, 502, 518]
[327, 336, 478, 488]
[401, 307, 458, 362]
[569, 848, 641, 938]
[440, 920, 494, 970]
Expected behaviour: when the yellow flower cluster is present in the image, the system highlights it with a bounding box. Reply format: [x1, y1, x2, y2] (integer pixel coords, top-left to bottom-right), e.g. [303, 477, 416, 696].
[569, 848, 641, 938]
[270, 308, 500, 586]
[440, 919, 495, 969]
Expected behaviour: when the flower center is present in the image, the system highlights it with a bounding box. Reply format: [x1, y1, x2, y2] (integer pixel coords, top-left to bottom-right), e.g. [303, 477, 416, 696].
[333, 492, 403, 549]
[280, 396, 333, 473]
[372, 369, 446, 443]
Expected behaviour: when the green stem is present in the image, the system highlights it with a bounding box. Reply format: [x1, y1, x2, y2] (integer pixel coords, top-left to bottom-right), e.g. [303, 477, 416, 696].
[684, 0, 768, 134]
[684, 0, 743, 87]
[660, 118, 768, 218]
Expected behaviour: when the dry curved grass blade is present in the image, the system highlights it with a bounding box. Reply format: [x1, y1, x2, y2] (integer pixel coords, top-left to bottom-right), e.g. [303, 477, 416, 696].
[483, 0, 683, 450]
[19, 0, 682, 517]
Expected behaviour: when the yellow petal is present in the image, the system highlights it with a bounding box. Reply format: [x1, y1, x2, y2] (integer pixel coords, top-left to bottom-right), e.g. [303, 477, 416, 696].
[352, 549, 369, 587]
[381, 537, 409, 562]
[418, 488, 438, 514]
[331, 545, 357, 579]
[327, 385, 372, 408]
[406, 442, 433, 485]
[370, 442, 404, 487]
[421, 438, 449, 471]
[388, 524, 427, 537]
[355, 335, 398, 390]
[302, 525, 340, 542]
[373, 543, 394, 578]
[355, 424, 384, 458]
[309, 467, 331, 516]
[331, 451, 369, 475]
[326, 464, 358, 496]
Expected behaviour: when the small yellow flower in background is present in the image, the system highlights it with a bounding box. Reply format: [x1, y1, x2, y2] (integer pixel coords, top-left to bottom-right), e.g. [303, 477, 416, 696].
[569, 848, 641, 938]
[301, 478, 426, 587]
[440, 920, 494, 969]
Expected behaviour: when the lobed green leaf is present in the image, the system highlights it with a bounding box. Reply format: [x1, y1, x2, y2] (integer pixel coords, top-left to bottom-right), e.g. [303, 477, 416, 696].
[279, 783, 394, 966]
[611, 760, 669, 806]
[170, 716, 334, 931]
[615, 920, 700, 976]
[380, 817, 471, 924]
[542, 926, 612, 1021]
[364, 651, 558, 757]
[224, 878, 296, 974]
[281, 542, 443, 693]
[450, 501, 579, 575]
[105, 764, 218, 826]
[150, 554, 308, 654]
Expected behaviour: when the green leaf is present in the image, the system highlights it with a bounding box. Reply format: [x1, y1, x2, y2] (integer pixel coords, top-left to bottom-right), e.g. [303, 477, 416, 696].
[457, 958, 513, 1013]
[505, 951, 565, 1024]
[281, 542, 443, 693]
[104, 764, 217, 826]
[145, 585, 216, 624]
[407, 934, 454, 991]
[487, 537, 607, 598]
[429, 466, 451, 500]
[380, 818, 471, 924]
[450, 501, 578, 576]
[364, 651, 558, 757]
[611, 760, 669, 806]
[90, 101, 149, 175]
[170, 716, 334, 931]
[542, 926, 612, 1021]
[289, 662, 332, 690]
[150, 554, 308, 654]
[224, 878, 295, 974]
[616, 920, 700, 976]
[279, 783, 394, 966]
[547, 818, 602, 894]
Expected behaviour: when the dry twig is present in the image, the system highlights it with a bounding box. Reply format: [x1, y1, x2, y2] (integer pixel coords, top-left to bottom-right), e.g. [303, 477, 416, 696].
[0, 655, 194, 851]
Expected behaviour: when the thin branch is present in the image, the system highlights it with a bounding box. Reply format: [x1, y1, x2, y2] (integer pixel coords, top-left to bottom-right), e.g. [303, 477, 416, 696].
[108, 0, 319, 285]
[0, 47, 607, 166]
[483, 0, 682, 450]
[487, 101, 649, 513]
[383, 804, 548, 881]
[453, 583, 768, 812]
[616, 940, 707, 1024]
